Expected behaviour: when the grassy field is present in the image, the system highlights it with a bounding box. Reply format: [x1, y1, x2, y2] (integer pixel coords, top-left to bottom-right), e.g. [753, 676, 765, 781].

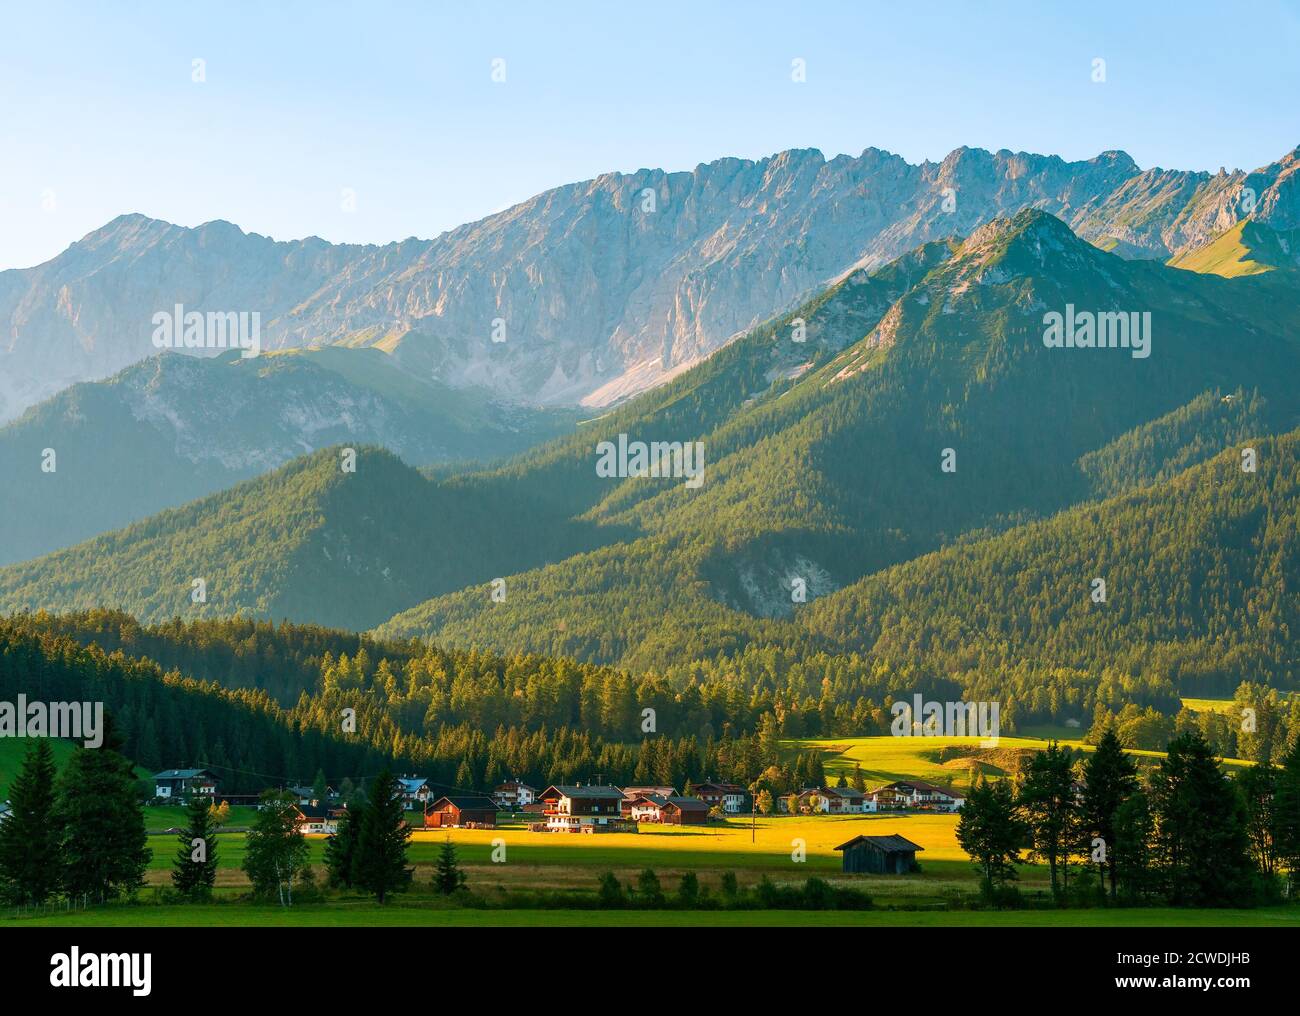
[798, 732, 1251, 795]
[0, 736, 78, 797]
[10, 902, 1298, 928]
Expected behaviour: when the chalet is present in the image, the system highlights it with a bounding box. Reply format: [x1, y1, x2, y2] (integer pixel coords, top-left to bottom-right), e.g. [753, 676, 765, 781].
[294, 803, 346, 835]
[424, 795, 498, 829]
[692, 782, 746, 814]
[492, 780, 537, 809]
[660, 796, 709, 825]
[619, 785, 677, 816]
[153, 769, 218, 800]
[535, 785, 631, 833]
[627, 792, 669, 822]
[835, 834, 924, 874]
[397, 777, 433, 806]
[869, 780, 964, 813]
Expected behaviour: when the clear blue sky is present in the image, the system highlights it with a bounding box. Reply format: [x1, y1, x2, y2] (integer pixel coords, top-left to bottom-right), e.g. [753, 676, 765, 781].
[1, 0, 1298, 270]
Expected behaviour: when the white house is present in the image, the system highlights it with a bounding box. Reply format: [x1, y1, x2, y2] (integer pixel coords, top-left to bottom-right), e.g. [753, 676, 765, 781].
[397, 777, 432, 806]
[869, 780, 964, 812]
[153, 769, 218, 800]
[492, 780, 537, 809]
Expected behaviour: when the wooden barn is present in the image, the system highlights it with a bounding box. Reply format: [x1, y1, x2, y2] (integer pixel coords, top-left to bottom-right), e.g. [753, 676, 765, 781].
[424, 795, 498, 829]
[834, 834, 923, 874]
[660, 796, 709, 825]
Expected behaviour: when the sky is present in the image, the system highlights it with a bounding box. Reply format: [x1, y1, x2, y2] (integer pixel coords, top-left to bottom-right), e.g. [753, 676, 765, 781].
[1, 0, 1298, 270]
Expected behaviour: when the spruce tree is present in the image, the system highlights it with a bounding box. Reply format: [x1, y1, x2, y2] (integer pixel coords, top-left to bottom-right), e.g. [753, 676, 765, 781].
[433, 836, 467, 895]
[956, 776, 1024, 902]
[55, 718, 149, 905]
[1149, 731, 1254, 906]
[352, 768, 412, 903]
[324, 803, 361, 888]
[1080, 727, 1137, 900]
[0, 739, 62, 907]
[1019, 742, 1078, 900]
[171, 794, 219, 900]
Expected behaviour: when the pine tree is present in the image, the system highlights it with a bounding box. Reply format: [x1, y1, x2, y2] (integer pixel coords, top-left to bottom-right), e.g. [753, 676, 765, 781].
[433, 836, 467, 895]
[1237, 761, 1279, 878]
[1080, 727, 1138, 900]
[324, 803, 361, 888]
[352, 768, 412, 903]
[171, 794, 218, 900]
[956, 776, 1024, 903]
[1149, 731, 1254, 906]
[0, 739, 62, 906]
[55, 719, 149, 905]
[1019, 741, 1079, 900]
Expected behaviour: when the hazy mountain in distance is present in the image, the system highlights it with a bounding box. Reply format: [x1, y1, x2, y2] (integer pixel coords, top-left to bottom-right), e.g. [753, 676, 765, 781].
[3, 142, 1296, 423]
[0, 346, 576, 565]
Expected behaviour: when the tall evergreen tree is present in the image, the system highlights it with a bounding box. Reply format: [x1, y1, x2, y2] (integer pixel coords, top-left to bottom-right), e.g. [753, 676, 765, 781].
[1112, 789, 1153, 903]
[171, 794, 219, 900]
[1019, 741, 1078, 900]
[0, 739, 62, 906]
[324, 803, 361, 888]
[352, 768, 412, 903]
[1149, 731, 1254, 906]
[1080, 727, 1138, 899]
[1237, 761, 1279, 878]
[956, 776, 1024, 902]
[55, 719, 149, 905]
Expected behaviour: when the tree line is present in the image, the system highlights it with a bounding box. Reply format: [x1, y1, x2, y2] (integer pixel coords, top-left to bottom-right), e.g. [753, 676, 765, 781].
[957, 727, 1300, 908]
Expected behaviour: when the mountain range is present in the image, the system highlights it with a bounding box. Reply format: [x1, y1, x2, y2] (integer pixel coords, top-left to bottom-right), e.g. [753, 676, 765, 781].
[5, 202, 1299, 713]
[4, 142, 1298, 428]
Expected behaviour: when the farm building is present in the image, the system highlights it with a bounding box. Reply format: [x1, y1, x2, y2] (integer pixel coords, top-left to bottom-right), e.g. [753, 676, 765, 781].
[152, 769, 219, 800]
[534, 785, 632, 832]
[834, 834, 924, 874]
[424, 795, 498, 828]
[660, 796, 709, 825]
[869, 780, 964, 812]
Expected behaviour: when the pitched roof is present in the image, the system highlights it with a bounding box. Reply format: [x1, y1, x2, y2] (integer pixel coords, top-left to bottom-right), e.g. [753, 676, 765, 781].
[295, 803, 337, 820]
[537, 785, 626, 800]
[427, 795, 498, 811]
[663, 796, 708, 811]
[834, 834, 925, 853]
[629, 792, 669, 807]
[397, 778, 428, 792]
[153, 769, 215, 780]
